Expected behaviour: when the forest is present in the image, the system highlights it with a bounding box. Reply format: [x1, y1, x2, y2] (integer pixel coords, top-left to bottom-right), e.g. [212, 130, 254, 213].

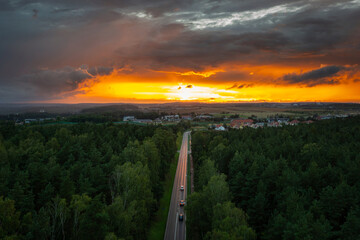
[188, 116, 360, 240]
[0, 122, 179, 240]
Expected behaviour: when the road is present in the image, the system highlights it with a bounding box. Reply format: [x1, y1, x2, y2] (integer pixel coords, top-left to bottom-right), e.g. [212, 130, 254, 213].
[164, 131, 190, 240]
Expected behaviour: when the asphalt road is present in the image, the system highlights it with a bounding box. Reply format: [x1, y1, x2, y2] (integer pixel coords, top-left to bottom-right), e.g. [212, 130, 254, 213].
[164, 131, 190, 240]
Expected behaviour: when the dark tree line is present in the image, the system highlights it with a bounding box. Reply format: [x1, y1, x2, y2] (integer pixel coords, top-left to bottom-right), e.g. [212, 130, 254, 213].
[0, 122, 177, 240]
[189, 117, 360, 240]
[186, 141, 256, 239]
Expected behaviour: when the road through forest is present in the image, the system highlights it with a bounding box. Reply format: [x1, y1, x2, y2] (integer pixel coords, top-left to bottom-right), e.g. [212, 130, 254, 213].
[164, 131, 190, 240]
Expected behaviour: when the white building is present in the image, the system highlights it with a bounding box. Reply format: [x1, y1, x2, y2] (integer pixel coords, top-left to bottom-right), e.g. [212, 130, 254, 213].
[24, 119, 37, 124]
[182, 115, 192, 120]
[123, 116, 135, 121]
[215, 125, 226, 131]
[163, 115, 180, 121]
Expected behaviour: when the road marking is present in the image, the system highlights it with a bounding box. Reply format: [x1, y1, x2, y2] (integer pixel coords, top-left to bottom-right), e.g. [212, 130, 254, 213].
[175, 212, 178, 240]
[185, 223, 186, 240]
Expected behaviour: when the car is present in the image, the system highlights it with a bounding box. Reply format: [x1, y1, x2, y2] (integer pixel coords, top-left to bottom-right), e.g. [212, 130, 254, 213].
[179, 200, 185, 206]
[180, 185, 184, 191]
[179, 213, 184, 221]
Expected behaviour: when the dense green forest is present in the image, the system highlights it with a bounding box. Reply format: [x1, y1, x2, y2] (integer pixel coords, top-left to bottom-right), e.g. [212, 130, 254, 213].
[0, 122, 179, 240]
[189, 117, 360, 240]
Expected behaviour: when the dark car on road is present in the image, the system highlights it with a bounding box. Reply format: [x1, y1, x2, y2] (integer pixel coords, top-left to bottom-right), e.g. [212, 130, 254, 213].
[179, 213, 184, 221]
[179, 200, 185, 206]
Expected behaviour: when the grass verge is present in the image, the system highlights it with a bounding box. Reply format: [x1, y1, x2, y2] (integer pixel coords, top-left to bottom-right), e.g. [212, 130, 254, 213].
[176, 131, 182, 149]
[187, 153, 191, 197]
[187, 133, 191, 196]
[147, 132, 182, 240]
[147, 153, 178, 240]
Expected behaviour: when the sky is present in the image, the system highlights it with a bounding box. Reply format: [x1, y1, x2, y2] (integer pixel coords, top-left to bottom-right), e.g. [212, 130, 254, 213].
[0, 0, 360, 103]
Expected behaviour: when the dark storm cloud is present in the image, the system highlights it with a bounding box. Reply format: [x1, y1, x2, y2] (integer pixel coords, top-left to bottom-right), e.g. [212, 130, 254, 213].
[118, 31, 254, 71]
[239, 32, 289, 51]
[207, 71, 252, 84]
[0, 1, 13, 11]
[0, 65, 112, 102]
[283, 65, 345, 86]
[20, 67, 94, 94]
[88, 66, 114, 76]
[110, 2, 360, 70]
[1, 0, 360, 101]
[280, 11, 348, 53]
[32, 9, 38, 18]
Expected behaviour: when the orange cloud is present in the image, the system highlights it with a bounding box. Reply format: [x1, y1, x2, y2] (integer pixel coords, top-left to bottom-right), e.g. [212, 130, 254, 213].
[154, 69, 224, 78]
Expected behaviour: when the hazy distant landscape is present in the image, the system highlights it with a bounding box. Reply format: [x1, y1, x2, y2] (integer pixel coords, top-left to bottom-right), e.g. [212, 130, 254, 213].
[1, 102, 360, 117]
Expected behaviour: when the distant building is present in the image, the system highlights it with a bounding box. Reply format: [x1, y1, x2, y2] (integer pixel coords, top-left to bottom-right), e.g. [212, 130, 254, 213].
[268, 121, 280, 127]
[230, 119, 254, 129]
[255, 122, 265, 128]
[163, 115, 180, 121]
[197, 115, 213, 120]
[181, 115, 192, 121]
[277, 118, 289, 124]
[123, 116, 135, 121]
[24, 119, 37, 124]
[289, 120, 300, 126]
[154, 118, 162, 124]
[215, 125, 226, 131]
[135, 119, 153, 124]
[15, 119, 23, 125]
[267, 118, 275, 123]
[303, 120, 314, 124]
[316, 115, 332, 120]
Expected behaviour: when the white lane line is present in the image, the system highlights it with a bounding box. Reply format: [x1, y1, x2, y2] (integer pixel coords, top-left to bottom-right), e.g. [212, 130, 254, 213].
[175, 212, 179, 240]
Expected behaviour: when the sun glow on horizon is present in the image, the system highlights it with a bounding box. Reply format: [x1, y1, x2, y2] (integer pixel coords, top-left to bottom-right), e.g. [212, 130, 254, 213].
[162, 83, 245, 101]
[50, 67, 360, 104]
[67, 81, 360, 104]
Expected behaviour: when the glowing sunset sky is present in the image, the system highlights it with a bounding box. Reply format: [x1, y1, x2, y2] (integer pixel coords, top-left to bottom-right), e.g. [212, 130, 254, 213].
[0, 0, 360, 103]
